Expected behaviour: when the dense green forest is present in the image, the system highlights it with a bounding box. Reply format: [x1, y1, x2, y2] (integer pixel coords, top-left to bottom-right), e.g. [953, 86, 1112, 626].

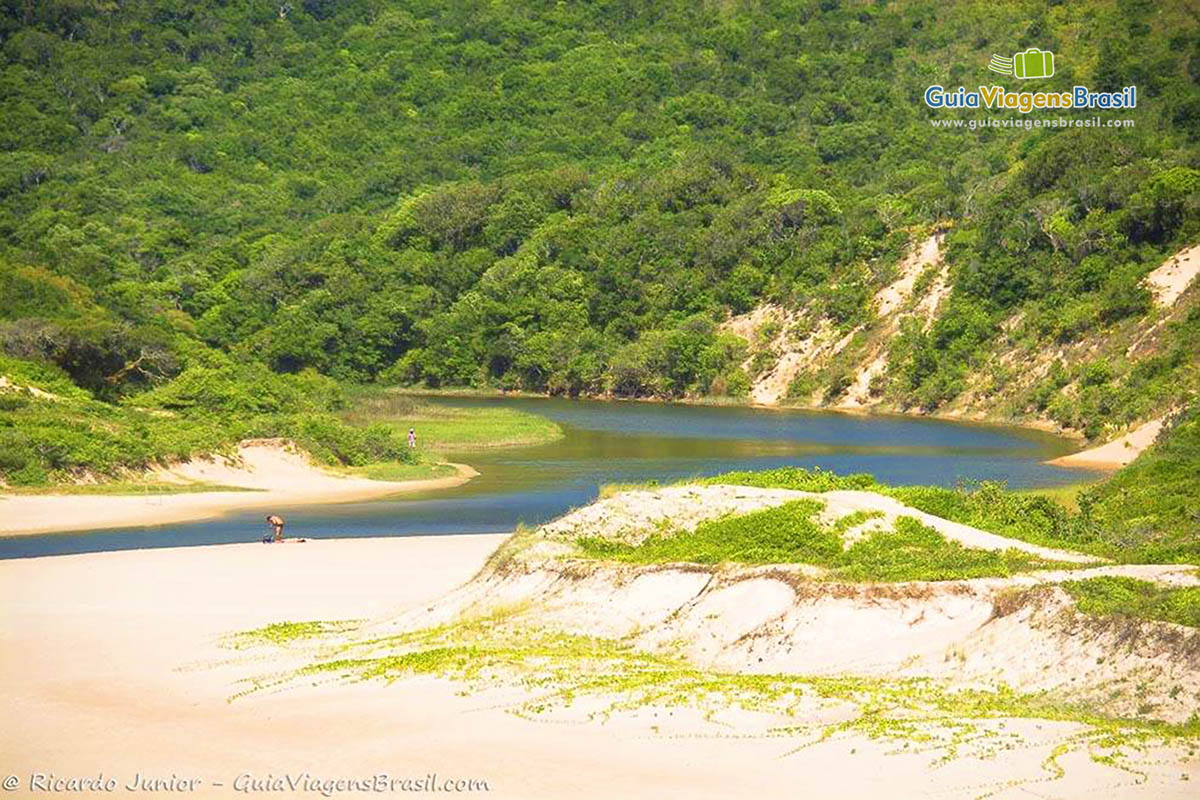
[0, 0, 1198, 491]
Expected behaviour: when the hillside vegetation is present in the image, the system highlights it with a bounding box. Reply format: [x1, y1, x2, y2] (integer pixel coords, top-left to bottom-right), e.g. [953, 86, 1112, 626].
[2, 1, 1197, 408]
[0, 1, 1197, 511]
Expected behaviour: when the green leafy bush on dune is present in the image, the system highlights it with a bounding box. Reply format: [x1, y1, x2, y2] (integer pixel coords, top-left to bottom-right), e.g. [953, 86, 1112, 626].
[578, 499, 835, 565]
[887, 482, 1099, 554]
[698, 466, 878, 493]
[1080, 405, 1200, 561]
[1063, 577, 1200, 628]
[0, 354, 90, 400]
[700, 424, 1200, 565]
[577, 499, 1063, 580]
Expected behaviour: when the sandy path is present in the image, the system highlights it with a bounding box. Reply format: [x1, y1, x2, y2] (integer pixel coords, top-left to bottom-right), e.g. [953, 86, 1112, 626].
[819, 489, 1099, 563]
[0, 442, 477, 537]
[3, 535, 1194, 799]
[1047, 416, 1165, 470]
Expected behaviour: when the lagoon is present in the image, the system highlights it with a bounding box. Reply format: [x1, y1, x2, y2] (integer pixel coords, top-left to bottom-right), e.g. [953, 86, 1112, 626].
[0, 397, 1093, 559]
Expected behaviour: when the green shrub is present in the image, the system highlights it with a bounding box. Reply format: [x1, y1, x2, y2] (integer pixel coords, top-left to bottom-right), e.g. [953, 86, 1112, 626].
[699, 466, 878, 492]
[578, 501, 1061, 580]
[1080, 405, 1200, 562]
[835, 516, 1055, 582]
[577, 500, 840, 565]
[0, 355, 91, 400]
[132, 364, 344, 414]
[1063, 577, 1200, 628]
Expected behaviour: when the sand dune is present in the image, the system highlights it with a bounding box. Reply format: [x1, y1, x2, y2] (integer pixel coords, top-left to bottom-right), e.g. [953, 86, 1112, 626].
[537, 484, 1099, 563]
[4, 533, 1195, 799]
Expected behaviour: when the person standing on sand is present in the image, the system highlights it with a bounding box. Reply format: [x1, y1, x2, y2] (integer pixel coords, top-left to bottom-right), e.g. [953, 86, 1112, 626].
[265, 514, 285, 543]
[408, 428, 416, 448]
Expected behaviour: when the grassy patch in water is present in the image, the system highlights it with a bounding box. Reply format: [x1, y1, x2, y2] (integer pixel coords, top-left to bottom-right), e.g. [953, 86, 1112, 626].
[576, 500, 1068, 580]
[1063, 577, 1200, 628]
[334, 461, 458, 482]
[342, 389, 563, 450]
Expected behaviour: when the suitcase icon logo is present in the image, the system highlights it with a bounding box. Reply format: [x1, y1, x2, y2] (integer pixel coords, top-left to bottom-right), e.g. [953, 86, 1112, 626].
[988, 48, 1055, 80]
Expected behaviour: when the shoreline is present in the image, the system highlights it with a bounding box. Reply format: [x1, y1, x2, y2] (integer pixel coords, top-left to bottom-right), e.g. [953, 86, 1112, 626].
[395, 386, 1176, 470]
[0, 396, 1130, 542]
[1045, 416, 1166, 471]
[397, 385, 1089, 443]
[0, 442, 478, 538]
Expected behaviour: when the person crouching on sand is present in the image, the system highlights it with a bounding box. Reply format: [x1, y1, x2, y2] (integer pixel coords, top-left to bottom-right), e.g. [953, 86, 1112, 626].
[265, 514, 285, 543]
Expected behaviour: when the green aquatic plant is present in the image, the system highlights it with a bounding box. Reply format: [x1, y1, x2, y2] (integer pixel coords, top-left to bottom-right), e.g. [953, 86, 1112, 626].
[340, 389, 564, 450]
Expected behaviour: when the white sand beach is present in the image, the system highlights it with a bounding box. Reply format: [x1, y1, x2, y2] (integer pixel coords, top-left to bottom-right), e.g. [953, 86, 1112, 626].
[0, 441, 477, 537]
[2, 532, 1195, 799]
[1047, 415, 1166, 470]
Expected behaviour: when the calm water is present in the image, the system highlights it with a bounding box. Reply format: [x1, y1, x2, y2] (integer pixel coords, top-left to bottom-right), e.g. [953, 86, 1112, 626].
[0, 397, 1095, 559]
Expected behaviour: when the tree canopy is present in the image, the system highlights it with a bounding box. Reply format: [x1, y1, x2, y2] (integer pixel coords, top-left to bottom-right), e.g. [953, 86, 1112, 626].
[0, 0, 1197, 409]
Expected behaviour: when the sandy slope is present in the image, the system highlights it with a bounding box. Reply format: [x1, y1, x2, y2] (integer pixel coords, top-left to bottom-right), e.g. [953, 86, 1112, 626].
[1047, 416, 1165, 470]
[717, 238, 1189, 461]
[389, 485, 1198, 727]
[1145, 243, 1200, 308]
[722, 234, 947, 408]
[0, 441, 477, 537]
[3, 534, 1195, 799]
